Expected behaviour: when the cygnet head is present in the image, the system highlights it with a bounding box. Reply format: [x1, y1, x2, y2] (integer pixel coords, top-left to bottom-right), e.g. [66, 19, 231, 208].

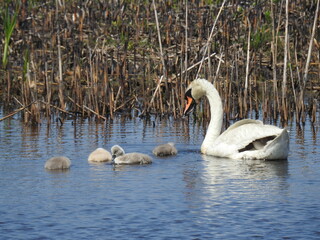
[44, 156, 71, 170]
[111, 145, 152, 165]
[111, 145, 125, 160]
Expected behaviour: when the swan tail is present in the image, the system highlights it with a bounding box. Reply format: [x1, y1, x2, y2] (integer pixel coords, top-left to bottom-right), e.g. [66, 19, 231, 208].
[264, 128, 289, 160]
[236, 129, 289, 160]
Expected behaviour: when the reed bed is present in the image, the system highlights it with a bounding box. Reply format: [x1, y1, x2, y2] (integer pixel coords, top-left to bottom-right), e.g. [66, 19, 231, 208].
[0, 0, 319, 126]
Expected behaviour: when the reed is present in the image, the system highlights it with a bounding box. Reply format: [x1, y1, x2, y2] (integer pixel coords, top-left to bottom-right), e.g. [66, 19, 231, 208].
[0, 0, 318, 126]
[1, 4, 18, 69]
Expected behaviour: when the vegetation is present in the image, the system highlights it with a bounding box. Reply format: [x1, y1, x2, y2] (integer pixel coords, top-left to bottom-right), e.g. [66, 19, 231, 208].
[0, 0, 319, 125]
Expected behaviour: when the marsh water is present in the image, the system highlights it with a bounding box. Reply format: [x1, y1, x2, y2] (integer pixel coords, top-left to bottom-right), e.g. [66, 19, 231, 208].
[0, 111, 319, 239]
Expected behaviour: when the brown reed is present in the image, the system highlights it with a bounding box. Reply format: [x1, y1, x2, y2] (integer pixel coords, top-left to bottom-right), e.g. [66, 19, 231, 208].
[0, 0, 318, 126]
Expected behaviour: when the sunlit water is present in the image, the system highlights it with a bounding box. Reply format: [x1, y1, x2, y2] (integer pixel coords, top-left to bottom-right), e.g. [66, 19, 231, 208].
[0, 112, 319, 239]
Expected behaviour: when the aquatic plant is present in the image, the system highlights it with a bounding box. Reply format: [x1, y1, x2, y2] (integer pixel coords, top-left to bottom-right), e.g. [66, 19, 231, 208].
[0, 0, 318, 126]
[1, 4, 18, 69]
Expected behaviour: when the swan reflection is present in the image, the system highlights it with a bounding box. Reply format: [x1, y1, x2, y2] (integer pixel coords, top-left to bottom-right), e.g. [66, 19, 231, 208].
[183, 154, 289, 208]
[201, 154, 289, 182]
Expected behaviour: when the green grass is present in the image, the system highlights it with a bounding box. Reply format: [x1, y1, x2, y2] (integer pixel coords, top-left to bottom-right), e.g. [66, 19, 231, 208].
[2, 4, 18, 69]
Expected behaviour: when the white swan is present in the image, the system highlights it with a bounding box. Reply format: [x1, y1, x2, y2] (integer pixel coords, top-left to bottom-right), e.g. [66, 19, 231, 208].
[153, 142, 178, 157]
[111, 145, 152, 165]
[88, 148, 112, 162]
[184, 79, 289, 160]
[44, 156, 71, 170]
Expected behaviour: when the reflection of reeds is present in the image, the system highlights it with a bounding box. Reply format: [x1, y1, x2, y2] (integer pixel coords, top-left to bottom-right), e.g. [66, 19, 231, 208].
[0, 1, 319, 126]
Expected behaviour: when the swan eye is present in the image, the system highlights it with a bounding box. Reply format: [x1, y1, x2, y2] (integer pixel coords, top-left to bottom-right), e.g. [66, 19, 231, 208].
[185, 89, 192, 100]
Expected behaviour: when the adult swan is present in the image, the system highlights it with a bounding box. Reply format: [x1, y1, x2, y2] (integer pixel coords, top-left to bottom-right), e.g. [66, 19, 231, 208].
[184, 79, 289, 160]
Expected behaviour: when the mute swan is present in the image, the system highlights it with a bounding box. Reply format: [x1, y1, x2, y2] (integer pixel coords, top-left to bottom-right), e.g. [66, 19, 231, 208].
[184, 79, 289, 160]
[44, 156, 71, 170]
[153, 142, 178, 157]
[111, 145, 152, 165]
[88, 148, 112, 162]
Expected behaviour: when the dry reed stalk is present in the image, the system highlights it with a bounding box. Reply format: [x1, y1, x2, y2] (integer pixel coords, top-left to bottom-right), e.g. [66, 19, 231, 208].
[298, 0, 320, 124]
[244, 17, 251, 114]
[45, 61, 51, 120]
[0, 100, 37, 122]
[13, 97, 31, 115]
[288, 47, 298, 116]
[114, 97, 135, 112]
[196, 0, 226, 79]
[41, 100, 76, 117]
[293, 46, 303, 122]
[262, 82, 267, 120]
[311, 99, 317, 123]
[102, 67, 108, 116]
[109, 84, 114, 119]
[275, 0, 285, 115]
[172, 89, 177, 119]
[152, 0, 167, 89]
[52, 3, 65, 111]
[213, 51, 223, 83]
[6, 72, 11, 103]
[184, 0, 188, 85]
[173, 53, 221, 81]
[281, 0, 289, 122]
[142, 75, 163, 115]
[270, 0, 278, 118]
[158, 89, 164, 115]
[302, 0, 319, 90]
[83, 105, 106, 121]
[94, 59, 100, 116]
[114, 86, 122, 113]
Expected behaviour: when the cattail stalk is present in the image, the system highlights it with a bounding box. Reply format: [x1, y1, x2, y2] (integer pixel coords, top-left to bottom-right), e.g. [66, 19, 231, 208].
[196, 0, 226, 78]
[152, 0, 167, 85]
[244, 17, 251, 114]
[282, 0, 289, 121]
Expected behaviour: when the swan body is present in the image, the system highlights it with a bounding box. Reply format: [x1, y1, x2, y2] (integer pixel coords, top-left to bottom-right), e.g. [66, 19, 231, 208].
[153, 142, 178, 157]
[45, 156, 71, 170]
[111, 145, 152, 165]
[184, 79, 289, 160]
[88, 148, 112, 162]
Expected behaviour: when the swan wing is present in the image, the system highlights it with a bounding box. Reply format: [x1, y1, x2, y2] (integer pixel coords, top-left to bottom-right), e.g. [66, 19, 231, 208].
[219, 122, 282, 148]
[209, 120, 284, 158]
[220, 119, 263, 136]
[234, 128, 290, 160]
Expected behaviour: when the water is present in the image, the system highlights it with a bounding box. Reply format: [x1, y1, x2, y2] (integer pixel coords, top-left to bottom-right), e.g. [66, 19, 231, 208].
[0, 114, 319, 239]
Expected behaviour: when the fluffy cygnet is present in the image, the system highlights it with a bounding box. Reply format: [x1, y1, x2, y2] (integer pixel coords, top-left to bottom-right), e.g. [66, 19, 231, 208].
[44, 156, 71, 170]
[152, 142, 178, 157]
[111, 145, 152, 165]
[88, 148, 112, 162]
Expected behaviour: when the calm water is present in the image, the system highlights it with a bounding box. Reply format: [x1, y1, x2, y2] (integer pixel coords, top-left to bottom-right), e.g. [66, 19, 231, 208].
[0, 113, 319, 239]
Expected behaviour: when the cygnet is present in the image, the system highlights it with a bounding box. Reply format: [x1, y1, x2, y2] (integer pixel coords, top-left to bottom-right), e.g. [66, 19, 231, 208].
[44, 156, 71, 170]
[111, 145, 152, 165]
[88, 148, 112, 162]
[152, 142, 177, 157]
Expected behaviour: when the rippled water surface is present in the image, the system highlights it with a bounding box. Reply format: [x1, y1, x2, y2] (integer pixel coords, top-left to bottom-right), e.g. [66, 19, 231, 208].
[0, 114, 319, 239]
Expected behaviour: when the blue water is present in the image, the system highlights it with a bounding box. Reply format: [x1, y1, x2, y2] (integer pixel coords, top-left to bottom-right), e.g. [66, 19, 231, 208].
[0, 114, 319, 239]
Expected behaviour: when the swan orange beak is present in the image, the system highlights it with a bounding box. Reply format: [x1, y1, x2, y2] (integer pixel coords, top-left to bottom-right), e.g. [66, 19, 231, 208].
[184, 96, 196, 116]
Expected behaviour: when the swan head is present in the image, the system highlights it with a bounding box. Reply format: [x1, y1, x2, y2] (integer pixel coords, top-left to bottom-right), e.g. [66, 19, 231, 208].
[184, 79, 207, 116]
[111, 145, 125, 160]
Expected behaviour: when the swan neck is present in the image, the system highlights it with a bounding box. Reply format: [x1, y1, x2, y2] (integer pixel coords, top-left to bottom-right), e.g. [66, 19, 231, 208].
[202, 82, 223, 151]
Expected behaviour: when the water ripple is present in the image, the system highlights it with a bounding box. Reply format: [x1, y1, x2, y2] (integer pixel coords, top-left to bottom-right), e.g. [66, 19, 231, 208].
[0, 117, 319, 239]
